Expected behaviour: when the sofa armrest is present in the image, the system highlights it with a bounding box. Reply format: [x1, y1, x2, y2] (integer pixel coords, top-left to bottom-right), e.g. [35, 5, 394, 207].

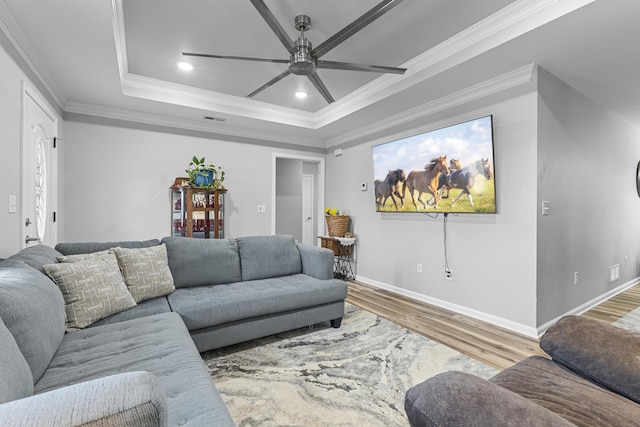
[298, 244, 334, 280]
[0, 371, 167, 427]
[405, 371, 575, 427]
[540, 315, 640, 404]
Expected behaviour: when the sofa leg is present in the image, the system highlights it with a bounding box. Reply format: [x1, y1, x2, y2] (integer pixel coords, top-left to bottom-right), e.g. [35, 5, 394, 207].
[330, 318, 342, 328]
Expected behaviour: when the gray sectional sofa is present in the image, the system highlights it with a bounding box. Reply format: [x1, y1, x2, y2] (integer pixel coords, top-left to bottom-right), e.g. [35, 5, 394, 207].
[0, 234, 348, 426]
[404, 315, 640, 426]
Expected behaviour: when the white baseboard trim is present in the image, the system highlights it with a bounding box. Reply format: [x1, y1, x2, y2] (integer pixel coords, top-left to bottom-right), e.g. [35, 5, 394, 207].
[354, 275, 539, 338]
[354, 275, 640, 339]
[535, 277, 640, 337]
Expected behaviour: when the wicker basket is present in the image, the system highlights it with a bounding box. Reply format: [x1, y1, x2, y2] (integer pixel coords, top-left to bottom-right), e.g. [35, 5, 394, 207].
[326, 215, 350, 237]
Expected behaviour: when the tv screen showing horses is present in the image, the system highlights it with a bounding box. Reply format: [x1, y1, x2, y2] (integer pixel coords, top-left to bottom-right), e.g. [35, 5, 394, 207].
[372, 115, 496, 214]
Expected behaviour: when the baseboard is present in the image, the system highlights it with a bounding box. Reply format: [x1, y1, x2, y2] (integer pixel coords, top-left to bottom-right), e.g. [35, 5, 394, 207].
[535, 277, 640, 337]
[354, 275, 539, 338]
[355, 275, 640, 339]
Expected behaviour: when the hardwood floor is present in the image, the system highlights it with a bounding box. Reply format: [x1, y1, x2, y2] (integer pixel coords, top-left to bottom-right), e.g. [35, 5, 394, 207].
[346, 280, 640, 371]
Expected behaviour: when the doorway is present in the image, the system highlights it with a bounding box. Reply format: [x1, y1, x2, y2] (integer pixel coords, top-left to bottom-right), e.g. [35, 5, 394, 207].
[272, 153, 324, 245]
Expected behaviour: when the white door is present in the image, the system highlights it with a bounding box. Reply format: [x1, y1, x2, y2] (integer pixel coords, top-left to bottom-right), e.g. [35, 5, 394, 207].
[22, 83, 58, 248]
[302, 174, 313, 245]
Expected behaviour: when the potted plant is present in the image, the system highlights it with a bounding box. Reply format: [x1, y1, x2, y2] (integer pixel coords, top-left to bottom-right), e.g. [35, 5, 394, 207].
[185, 156, 225, 189]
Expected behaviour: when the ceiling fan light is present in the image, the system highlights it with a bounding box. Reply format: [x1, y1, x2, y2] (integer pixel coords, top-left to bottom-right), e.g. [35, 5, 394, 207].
[176, 61, 194, 71]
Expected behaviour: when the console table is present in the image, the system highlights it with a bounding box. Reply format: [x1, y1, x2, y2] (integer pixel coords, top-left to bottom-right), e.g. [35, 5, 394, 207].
[318, 236, 356, 280]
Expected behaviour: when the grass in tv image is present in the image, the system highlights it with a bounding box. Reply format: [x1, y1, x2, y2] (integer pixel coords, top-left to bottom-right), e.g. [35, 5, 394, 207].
[372, 116, 496, 213]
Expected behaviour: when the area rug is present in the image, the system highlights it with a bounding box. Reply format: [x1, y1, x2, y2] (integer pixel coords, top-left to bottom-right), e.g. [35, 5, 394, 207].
[202, 304, 498, 427]
[613, 306, 640, 333]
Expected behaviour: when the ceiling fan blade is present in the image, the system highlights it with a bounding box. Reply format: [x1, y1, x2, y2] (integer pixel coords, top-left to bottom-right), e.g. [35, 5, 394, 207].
[250, 0, 294, 51]
[183, 52, 288, 64]
[317, 60, 406, 74]
[307, 73, 335, 104]
[314, 0, 405, 58]
[247, 69, 292, 98]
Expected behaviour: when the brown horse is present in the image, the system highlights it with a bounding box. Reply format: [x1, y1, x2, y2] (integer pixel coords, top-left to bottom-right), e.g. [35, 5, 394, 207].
[375, 169, 407, 211]
[404, 156, 450, 210]
[437, 158, 492, 207]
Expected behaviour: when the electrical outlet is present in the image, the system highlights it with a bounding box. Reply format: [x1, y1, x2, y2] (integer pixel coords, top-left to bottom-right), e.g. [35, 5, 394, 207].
[445, 269, 453, 280]
[416, 263, 422, 273]
[609, 264, 620, 283]
[573, 271, 579, 285]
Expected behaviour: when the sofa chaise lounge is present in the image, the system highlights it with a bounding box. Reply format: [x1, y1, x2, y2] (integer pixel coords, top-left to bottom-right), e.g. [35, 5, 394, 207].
[0, 234, 348, 426]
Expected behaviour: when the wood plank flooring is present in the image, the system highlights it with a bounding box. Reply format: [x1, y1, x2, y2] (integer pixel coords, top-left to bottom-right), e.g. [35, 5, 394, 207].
[346, 280, 640, 371]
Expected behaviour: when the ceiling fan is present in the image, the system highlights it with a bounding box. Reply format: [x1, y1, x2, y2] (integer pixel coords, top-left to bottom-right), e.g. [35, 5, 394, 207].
[183, 0, 407, 104]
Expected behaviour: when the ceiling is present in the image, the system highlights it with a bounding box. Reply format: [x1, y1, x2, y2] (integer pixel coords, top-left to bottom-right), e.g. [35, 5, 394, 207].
[1, 0, 639, 149]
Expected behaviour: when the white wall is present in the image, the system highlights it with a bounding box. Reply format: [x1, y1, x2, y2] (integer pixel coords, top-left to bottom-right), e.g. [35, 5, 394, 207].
[325, 84, 540, 332]
[536, 68, 640, 325]
[60, 119, 317, 242]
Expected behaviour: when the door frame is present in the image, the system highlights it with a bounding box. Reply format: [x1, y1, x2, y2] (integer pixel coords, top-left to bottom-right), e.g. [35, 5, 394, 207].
[272, 153, 324, 243]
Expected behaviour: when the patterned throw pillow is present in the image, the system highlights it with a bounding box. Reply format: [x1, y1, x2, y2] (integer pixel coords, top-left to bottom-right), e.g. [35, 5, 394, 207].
[44, 253, 137, 331]
[111, 244, 175, 303]
[57, 249, 111, 263]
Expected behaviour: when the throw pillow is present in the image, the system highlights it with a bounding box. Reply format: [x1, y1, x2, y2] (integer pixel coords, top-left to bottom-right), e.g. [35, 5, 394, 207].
[111, 244, 175, 303]
[57, 249, 111, 263]
[44, 253, 136, 331]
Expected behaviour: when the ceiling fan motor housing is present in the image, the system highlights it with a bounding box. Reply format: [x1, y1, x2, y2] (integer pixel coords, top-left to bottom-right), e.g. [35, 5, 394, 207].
[289, 15, 316, 75]
[290, 36, 316, 75]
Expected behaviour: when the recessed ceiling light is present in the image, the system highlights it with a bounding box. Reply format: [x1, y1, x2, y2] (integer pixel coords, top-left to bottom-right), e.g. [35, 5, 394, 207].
[295, 91, 308, 99]
[177, 61, 193, 71]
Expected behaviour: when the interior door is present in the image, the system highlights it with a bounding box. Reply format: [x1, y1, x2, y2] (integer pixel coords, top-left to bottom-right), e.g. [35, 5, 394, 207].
[302, 174, 313, 245]
[22, 83, 57, 248]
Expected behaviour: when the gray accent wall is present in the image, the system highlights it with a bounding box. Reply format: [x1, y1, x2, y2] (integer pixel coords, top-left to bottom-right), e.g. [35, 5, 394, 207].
[536, 68, 640, 326]
[325, 82, 540, 332]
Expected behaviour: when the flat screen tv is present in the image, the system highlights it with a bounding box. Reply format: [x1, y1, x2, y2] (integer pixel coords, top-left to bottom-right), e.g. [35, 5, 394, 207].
[372, 115, 496, 214]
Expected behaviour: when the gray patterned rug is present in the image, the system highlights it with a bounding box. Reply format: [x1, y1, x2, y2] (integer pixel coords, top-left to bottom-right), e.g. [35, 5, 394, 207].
[613, 306, 640, 332]
[202, 304, 498, 427]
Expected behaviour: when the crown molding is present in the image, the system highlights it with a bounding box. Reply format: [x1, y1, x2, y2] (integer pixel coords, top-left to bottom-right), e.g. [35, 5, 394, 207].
[0, 0, 66, 109]
[326, 64, 536, 148]
[120, 73, 318, 129]
[63, 100, 327, 149]
[315, 0, 595, 129]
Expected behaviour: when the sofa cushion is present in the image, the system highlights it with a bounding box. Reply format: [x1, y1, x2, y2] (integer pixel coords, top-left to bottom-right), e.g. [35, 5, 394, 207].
[167, 274, 348, 330]
[3, 244, 64, 273]
[491, 355, 640, 426]
[112, 245, 175, 302]
[540, 315, 640, 404]
[55, 239, 160, 255]
[162, 236, 241, 288]
[44, 253, 137, 331]
[90, 297, 172, 328]
[35, 313, 234, 427]
[0, 262, 65, 383]
[0, 315, 34, 404]
[236, 235, 302, 281]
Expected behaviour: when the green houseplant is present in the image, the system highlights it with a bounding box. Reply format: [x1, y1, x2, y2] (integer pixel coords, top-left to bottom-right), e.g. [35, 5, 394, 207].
[185, 156, 225, 188]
